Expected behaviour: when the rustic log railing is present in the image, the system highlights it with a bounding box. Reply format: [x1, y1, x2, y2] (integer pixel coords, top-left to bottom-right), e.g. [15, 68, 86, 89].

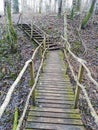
[0, 36, 47, 129]
[61, 36, 98, 125]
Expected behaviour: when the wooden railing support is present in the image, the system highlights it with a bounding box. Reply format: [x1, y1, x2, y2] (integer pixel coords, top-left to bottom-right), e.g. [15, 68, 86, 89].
[30, 22, 33, 40]
[32, 89, 36, 106]
[30, 61, 35, 106]
[40, 46, 42, 60]
[40, 47, 44, 72]
[13, 107, 18, 130]
[74, 65, 84, 108]
[30, 61, 35, 85]
[65, 44, 69, 74]
[43, 34, 46, 50]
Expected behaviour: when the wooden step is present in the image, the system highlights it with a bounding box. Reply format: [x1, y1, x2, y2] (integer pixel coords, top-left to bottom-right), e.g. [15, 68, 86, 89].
[25, 107, 84, 130]
[36, 96, 74, 101]
[36, 90, 74, 95]
[48, 46, 61, 50]
[33, 36, 43, 39]
[46, 43, 58, 48]
[36, 39, 43, 42]
[36, 86, 73, 92]
[27, 117, 83, 125]
[30, 107, 79, 113]
[34, 37, 44, 41]
[25, 122, 84, 130]
[35, 92, 74, 98]
[28, 111, 81, 119]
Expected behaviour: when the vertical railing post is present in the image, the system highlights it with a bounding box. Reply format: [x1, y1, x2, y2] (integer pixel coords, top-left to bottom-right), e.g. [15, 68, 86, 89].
[30, 61, 35, 106]
[74, 64, 84, 108]
[30, 21, 33, 40]
[43, 34, 46, 50]
[13, 107, 18, 130]
[40, 46, 42, 60]
[65, 43, 69, 74]
[40, 46, 43, 72]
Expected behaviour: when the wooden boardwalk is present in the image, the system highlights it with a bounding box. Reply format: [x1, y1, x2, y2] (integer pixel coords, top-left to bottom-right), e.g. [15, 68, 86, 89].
[25, 50, 85, 130]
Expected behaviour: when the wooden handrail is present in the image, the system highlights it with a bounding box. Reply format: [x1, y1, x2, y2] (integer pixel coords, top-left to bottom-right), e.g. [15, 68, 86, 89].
[64, 49, 98, 124]
[0, 59, 31, 118]
[61, 36, 98, 125]
[16, 49, 47, 130]
[31, 42, 43, 59]
[61, 36, 98, 87]
[0, 41, 45, 118]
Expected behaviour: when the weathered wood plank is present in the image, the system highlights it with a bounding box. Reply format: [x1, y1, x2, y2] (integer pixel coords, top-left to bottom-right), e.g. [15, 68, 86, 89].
[27, 116, 83, 125]
[36, 99, 74, 105]
[36, 92, 74, 97]
[37, 83, 72, 88]
[30, 107, 79, 114]
[25, 122, 85, 130]
[28, 111, 81, 119]
[38, 80, 71, 84]
[36, 87, 73, 92]
[36, 93, 74, 99]
[39, 80, 70, 83]
[36, 103, 73, 109]
[36, 90, 74, 95]
[36, 96, 74, 101]
[36, 88, 74, 94]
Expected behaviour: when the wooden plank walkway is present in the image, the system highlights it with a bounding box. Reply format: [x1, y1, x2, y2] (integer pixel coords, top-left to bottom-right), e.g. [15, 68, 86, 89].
[25, 50, 85, 130]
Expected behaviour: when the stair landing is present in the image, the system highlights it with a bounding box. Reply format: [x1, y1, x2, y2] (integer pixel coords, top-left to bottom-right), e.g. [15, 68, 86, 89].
[25, 50, 85, 130]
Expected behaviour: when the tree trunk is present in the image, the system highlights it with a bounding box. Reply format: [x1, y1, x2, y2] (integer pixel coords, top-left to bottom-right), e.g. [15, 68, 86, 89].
[58, 0, 62, 17]
[12, 0, 19, 14]
[4, 0, 8, 15]
[70, 0, 81, 19]
[5, 0, 17, 53]
[49, 0, 51, 12]
[70, 0, 77, 19]
[81, 0, 97, 28]
[39, 0, 42, 13]
[77, 0, 81, 12]
[54, 0, 57, 12]
[64, 0, 67, 40]
[95, 0, 98, 14]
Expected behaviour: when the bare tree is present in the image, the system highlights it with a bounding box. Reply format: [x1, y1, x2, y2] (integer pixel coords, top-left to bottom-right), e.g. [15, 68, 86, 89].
[54, 0, 57, 12]
[12, 0, 19, 13]
[70, 0, 81, 19]
[81, 0, 97, 28]
[95, 0, 98, 14]
[49, 0, 52, 12]
[77, 0, 81, 12]
[58, 0, 62, 17]
[64, 0, 67, 40]
[39, 0, 43, 13]
[5, 0, 17, 53]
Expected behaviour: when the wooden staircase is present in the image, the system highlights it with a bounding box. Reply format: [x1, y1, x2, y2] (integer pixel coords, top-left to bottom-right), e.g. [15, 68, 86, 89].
[18, 24, 61, 50]
[18, 24, 85, 130]
[25, 51, 85, 130]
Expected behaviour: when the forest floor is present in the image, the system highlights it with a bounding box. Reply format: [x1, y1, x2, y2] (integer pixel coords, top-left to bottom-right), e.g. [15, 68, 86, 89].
[0, 12, 98, 130]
